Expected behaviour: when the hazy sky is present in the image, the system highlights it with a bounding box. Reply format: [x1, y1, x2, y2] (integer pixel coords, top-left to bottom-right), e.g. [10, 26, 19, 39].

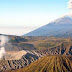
[0, 0, 70, 35]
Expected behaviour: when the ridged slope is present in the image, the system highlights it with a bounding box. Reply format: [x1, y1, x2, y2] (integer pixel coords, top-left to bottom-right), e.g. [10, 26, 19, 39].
[42, 42, 72, 55]
[7, 55, 72, 72]
[0, 51, 42, 72]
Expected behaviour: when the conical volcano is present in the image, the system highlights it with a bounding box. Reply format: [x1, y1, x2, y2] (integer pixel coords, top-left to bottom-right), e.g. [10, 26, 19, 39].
[23, 15, 72, 37]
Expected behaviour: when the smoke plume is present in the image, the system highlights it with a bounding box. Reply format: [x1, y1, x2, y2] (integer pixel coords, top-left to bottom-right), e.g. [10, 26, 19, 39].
[0, 35, 9, 59]
[68, 0, 72, 9]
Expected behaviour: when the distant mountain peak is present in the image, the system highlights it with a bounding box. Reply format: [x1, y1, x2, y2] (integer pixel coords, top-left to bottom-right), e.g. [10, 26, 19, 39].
[23, 14, 72, 37]
[60, 12, 72, 19]
[50, 15, 72, 25]
[61, 14, 72, 19]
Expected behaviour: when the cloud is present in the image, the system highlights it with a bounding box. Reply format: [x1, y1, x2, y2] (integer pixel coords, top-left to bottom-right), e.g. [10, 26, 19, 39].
[68, 0, 72, 9]
[0, 47, 6, 59]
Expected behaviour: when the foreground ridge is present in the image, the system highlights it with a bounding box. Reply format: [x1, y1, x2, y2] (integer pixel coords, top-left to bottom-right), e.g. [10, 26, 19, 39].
[6, 55, 72, 72]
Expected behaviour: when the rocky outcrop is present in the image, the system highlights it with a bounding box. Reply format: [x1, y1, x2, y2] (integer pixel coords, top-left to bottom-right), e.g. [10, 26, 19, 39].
[0, 51, 42, 72]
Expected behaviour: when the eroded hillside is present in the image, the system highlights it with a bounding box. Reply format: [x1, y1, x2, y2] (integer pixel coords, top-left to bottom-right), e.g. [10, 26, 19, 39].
[6, 55, 72, 72]
[0, 50, 42, 72]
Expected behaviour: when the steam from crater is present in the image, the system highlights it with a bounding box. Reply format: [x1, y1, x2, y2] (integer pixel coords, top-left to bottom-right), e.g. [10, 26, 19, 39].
[0, 35, 9, 59]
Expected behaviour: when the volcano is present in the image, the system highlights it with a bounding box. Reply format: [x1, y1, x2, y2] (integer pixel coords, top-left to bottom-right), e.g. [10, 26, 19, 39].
[23, 15, 72, 37]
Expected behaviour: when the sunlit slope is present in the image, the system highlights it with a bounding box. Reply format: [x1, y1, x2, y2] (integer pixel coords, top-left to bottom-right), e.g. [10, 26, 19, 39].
[7, 55, 72, 72]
